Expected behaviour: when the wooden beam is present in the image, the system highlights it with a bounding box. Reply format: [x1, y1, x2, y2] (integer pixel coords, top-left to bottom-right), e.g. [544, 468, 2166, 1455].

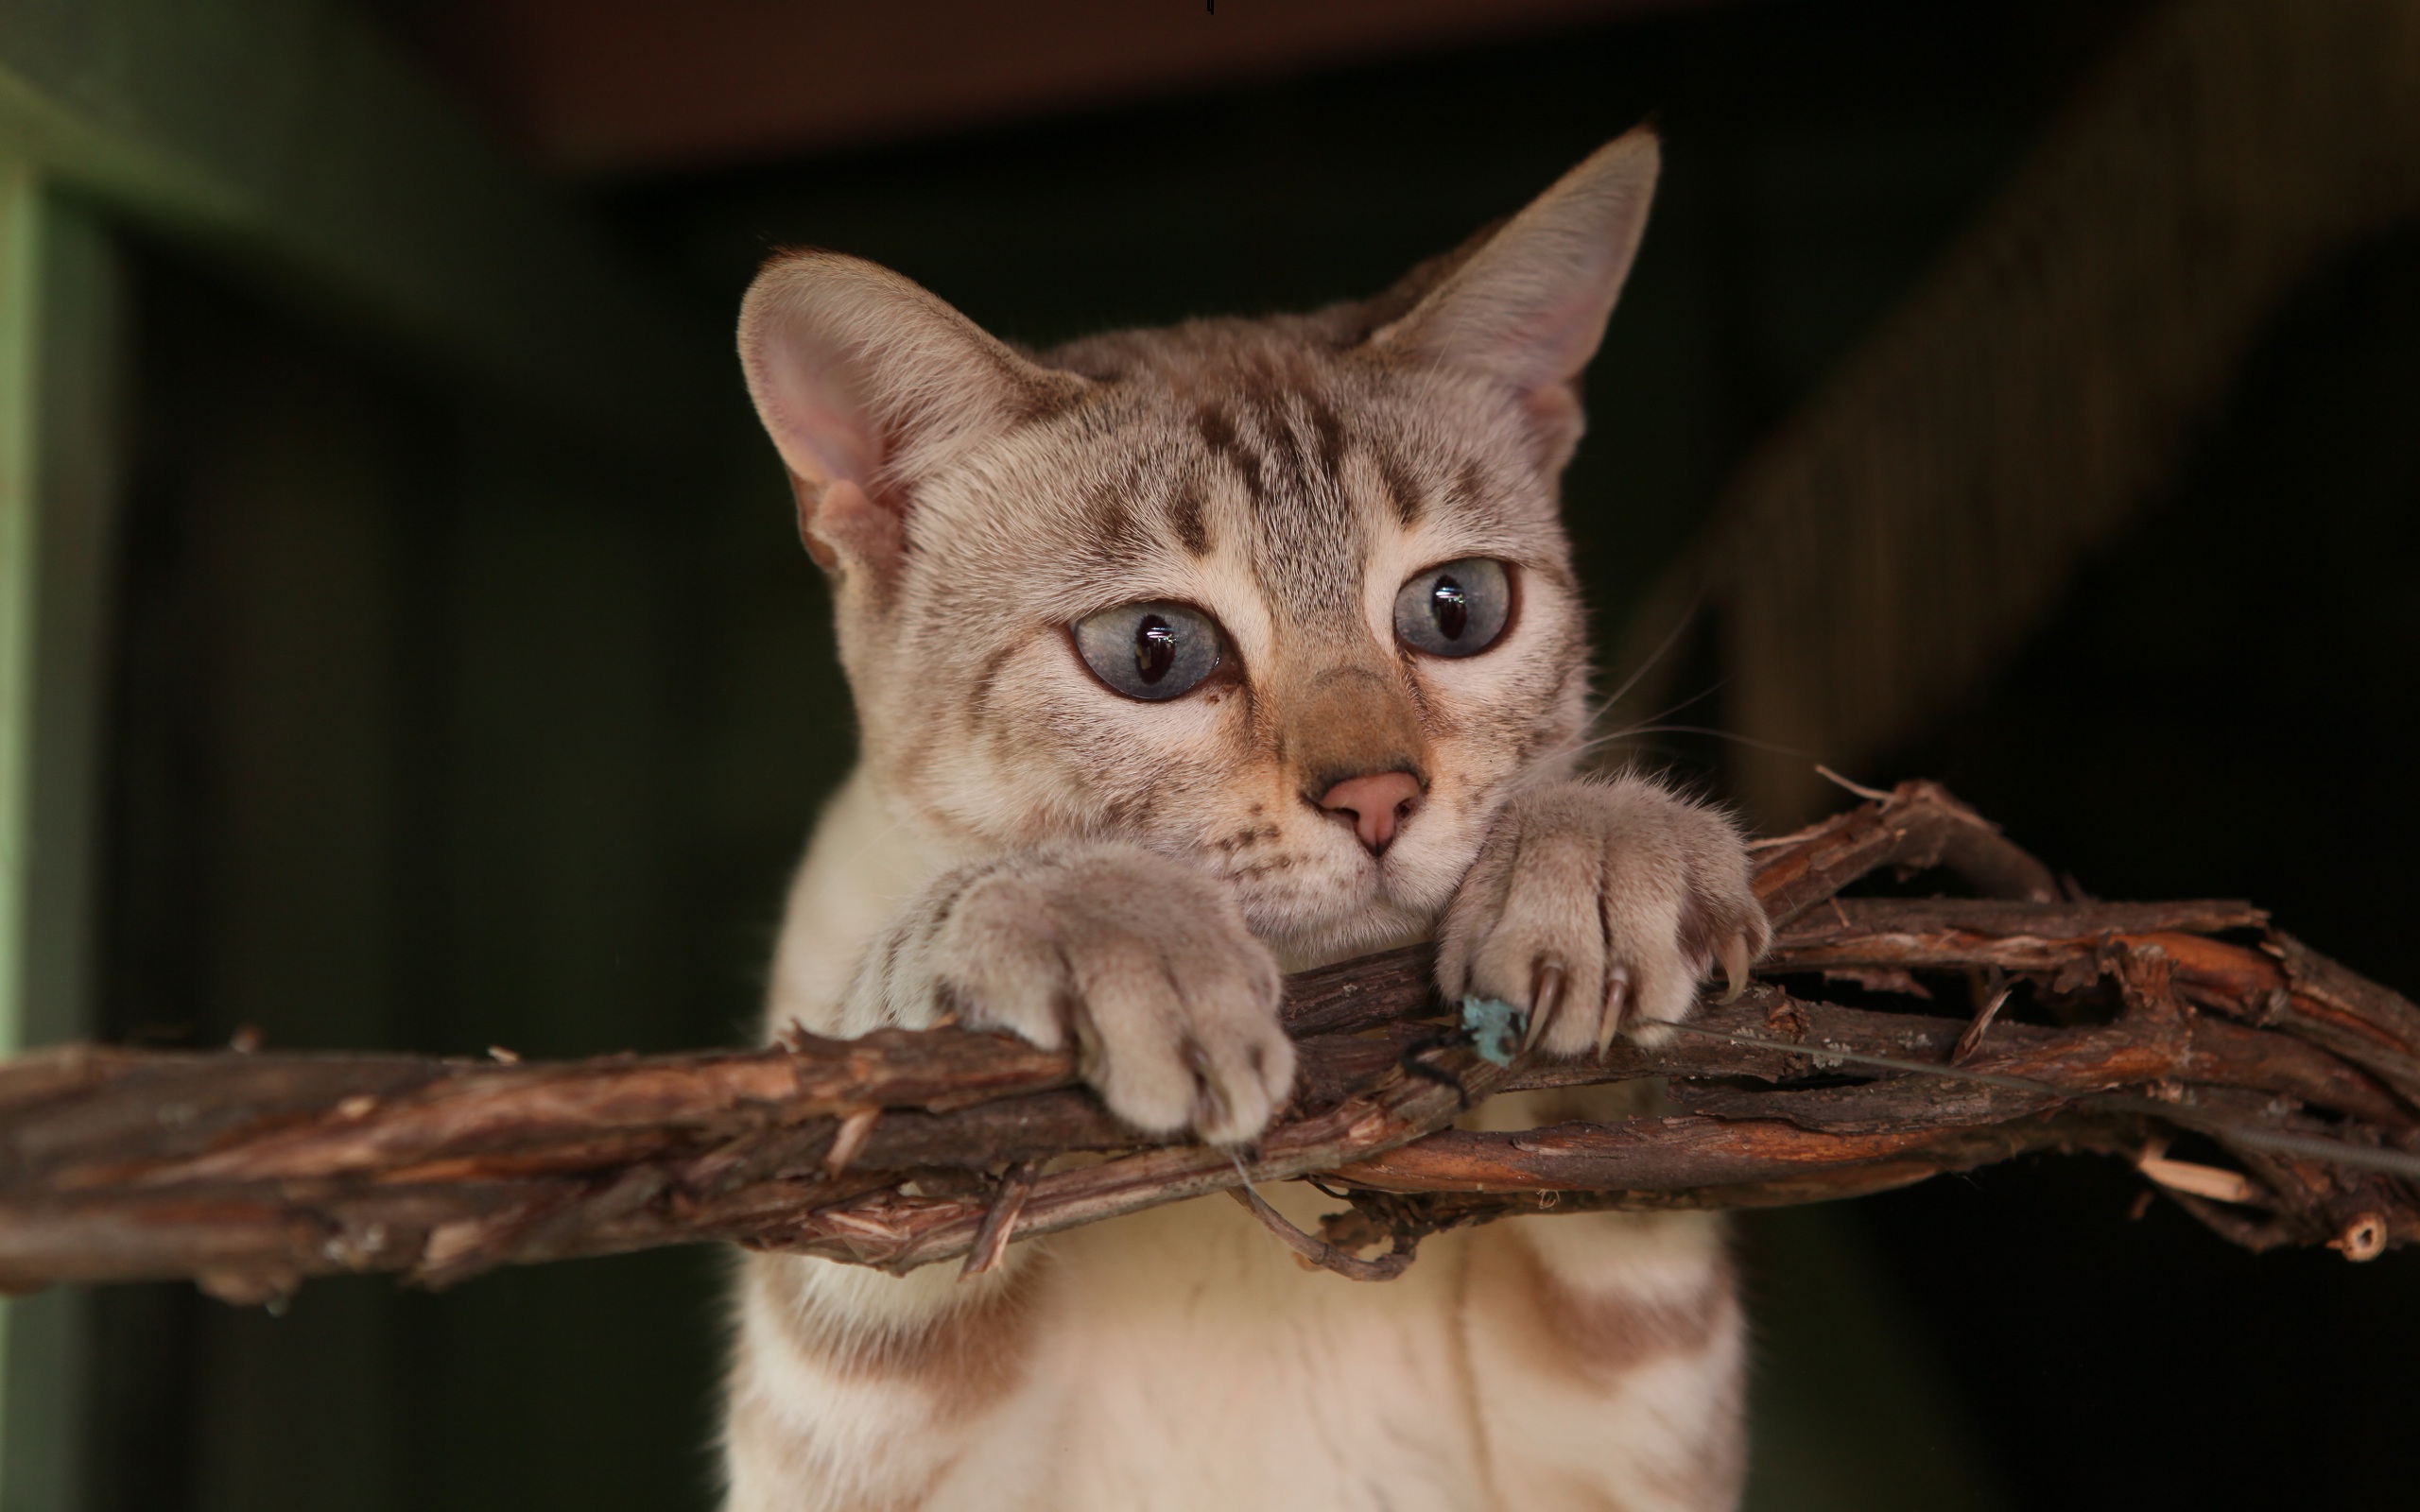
[0, 0, 719, 446]
[433, 0, 1711, 175]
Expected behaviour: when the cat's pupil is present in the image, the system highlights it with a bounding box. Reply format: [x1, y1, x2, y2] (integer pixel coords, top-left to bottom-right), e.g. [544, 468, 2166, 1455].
[1134, 614, 1179, 683]
[1430, 576, 1469, 641]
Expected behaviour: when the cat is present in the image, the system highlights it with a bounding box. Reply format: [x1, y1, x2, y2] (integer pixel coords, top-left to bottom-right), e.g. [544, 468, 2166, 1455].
[722, 128, 1771, 1512]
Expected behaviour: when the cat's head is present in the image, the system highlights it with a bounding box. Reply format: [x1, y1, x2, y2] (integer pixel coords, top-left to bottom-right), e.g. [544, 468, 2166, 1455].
[739, 131, 1658, 964]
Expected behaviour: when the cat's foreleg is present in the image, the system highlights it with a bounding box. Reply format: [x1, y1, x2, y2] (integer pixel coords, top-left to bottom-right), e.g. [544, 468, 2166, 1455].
[1436, 775, 1765, 1511]
[726, 839, 1295, 1511]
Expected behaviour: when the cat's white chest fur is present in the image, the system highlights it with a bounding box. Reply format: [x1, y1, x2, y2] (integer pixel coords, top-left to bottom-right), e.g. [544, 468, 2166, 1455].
[932, 1200, 1491, 1512]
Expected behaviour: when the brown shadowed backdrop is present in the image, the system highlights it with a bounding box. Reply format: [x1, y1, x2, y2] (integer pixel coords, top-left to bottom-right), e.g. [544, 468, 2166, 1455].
[7, 3, 2416, 1510]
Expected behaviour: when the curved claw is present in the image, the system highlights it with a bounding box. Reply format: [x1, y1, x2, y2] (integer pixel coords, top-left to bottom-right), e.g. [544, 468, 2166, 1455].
[1524, 960, 1567, 1053]
[1597, 966, 1633, 1061]
[1720, 933, 1754, 1004]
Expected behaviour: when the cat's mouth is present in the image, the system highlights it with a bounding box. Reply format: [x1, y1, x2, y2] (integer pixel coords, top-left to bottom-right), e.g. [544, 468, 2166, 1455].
[1217, 821, 1464, 956]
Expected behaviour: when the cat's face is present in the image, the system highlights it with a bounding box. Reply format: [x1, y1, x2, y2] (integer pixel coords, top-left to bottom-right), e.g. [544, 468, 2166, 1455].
[839, 333, 1592, 962]
[741, 133, 1659, 964]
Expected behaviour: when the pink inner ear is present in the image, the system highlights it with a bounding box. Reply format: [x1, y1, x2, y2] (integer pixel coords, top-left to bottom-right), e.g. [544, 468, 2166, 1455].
[750, 325, 890, 490]
[1503, 284, 1620, 392]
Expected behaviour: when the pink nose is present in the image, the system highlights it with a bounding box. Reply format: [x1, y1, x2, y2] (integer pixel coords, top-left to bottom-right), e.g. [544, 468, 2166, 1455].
[1318, 771, 1423, 854]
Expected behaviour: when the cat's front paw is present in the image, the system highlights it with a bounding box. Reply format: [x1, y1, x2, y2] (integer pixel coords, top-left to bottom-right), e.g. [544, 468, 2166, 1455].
[1437, 777, 1770, 1055]
[890, 842, 1293, 1143]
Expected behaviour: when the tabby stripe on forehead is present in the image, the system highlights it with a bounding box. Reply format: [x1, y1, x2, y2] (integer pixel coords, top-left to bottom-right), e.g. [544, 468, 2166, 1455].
[1084, 468, 1142, 550]
[1304, 391, 1347, 485]
[1240, 383, 1316, 503]
[1374, 448, 1426, 526]
[1167, 480, 1210, 556]
[1194, 404, 1265, 503]
[1449, 458, 1487, 516]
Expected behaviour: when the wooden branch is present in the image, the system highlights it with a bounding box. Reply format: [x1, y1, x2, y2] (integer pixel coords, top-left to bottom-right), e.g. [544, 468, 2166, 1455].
[1745, 778, 2061, 924]
[4, 781, 2415, 1302]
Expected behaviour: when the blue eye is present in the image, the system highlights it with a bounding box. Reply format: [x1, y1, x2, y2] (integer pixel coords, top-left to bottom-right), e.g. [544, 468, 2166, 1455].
[1394, 558, 1511, 658]
[1073, 601, 1224, 700]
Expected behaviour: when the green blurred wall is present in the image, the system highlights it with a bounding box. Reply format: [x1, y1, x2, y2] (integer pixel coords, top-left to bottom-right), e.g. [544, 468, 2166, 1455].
[76, 244, 752, 1512]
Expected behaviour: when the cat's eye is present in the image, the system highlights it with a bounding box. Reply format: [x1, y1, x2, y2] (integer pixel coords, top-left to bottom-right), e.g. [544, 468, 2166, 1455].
[1393, 558, 1511, 658]
[1072, 601, 1225, 701]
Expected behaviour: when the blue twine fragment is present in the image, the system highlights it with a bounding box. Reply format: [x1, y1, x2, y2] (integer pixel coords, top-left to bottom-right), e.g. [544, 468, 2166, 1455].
[1459, 996, 1529, 1067]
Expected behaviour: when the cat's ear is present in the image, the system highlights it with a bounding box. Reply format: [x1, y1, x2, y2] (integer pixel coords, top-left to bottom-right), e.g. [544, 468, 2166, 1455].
[1369, 129, 1659, 474]
[739, 250, 1081, 583]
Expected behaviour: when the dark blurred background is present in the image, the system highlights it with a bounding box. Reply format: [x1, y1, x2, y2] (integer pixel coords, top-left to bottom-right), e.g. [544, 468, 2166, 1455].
[2, 1, 2415, 1508]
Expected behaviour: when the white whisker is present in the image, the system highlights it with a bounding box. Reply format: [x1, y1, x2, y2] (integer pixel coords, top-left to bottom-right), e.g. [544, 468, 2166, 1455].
[1594, 580, 1709, 720]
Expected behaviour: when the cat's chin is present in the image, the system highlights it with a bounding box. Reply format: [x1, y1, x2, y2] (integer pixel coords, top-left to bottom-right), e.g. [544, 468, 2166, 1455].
[1254, 888, 1438, 974]
[1266, 916, 1431, 975]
